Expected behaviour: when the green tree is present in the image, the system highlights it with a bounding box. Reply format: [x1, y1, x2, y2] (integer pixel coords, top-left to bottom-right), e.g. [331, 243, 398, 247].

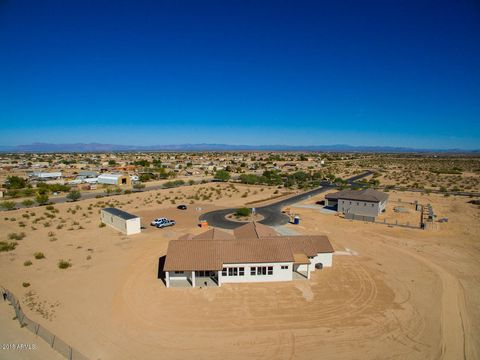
[5, 176, 26, 189]
[214, 170, 231, 182]
[35, 193, 49, 205]
[66, 190, 81, 202]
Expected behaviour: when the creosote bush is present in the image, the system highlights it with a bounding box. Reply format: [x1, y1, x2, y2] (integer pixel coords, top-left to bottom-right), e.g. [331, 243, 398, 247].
[34, 252, 45, 259]
[23, 260, 32, 266]
[0, 242, 17, 252]
[58, 259, 71, 269]
[8, 232, 26, 240]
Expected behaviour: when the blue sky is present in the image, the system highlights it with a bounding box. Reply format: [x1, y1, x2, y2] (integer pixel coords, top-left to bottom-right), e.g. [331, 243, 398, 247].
[0, 0, 479, 149]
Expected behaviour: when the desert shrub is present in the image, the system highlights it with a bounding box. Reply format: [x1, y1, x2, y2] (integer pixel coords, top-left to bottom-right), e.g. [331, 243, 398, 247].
[34, 252, 45, 259]
[235, 207, 252, 217]
[45, 205, 55, 211]
[58, 260, 71, 269]
[8, 232, 26, 240]
[22, 282, 30, 288]
[66, 190, 81, 202]
[0, 241, 17, 252]
[21, 199, 34, 207]
[23, 260, 32, 266]
[0, 201, 16, 210]
[99, 222, 106, 228]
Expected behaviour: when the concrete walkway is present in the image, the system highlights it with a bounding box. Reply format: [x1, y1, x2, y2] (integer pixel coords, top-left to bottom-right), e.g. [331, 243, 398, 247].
[273, 225, 301, 236]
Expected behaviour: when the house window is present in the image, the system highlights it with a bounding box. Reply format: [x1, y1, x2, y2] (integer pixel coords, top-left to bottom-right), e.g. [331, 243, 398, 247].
[364, 202, 367, 206]
[174, 271, 183, 274]
[281, 265, 289, 270]
[239, 267, 244, 276]
[371, 203, 374, 207]
[356, 202, 359, 206]
[349, 201, 352, 205]
[222, 268, 227, 276]
[228, 267, 238, 276]
[251, 267, 270, 276]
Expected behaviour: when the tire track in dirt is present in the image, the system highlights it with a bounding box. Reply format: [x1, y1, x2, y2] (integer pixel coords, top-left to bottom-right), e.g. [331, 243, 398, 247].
[378, 238, 471, 360]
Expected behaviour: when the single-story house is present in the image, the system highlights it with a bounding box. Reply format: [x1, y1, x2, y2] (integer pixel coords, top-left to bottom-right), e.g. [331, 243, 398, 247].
[163, 226, 334, 288]
[97, 173, 131, 186]
[101, 207, 141, 235]
[325, 189, 389, 219]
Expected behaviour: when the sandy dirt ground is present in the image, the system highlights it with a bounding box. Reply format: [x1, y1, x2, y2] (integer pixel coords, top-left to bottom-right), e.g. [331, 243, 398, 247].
[0, 301, 64, 360]
[0, 183, 479, 360]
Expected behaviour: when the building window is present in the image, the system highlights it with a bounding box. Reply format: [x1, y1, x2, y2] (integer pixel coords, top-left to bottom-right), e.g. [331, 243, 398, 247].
[174, 271, 183, 274]
[371, 203, 374, 207]
[356, 202, 359, 206]
[239, 267, 244, 276]
[251, 267, 271, 276]
[281, 265, 289, 270]
[222, 268, 227, 276]
[349, 201, 352, 205]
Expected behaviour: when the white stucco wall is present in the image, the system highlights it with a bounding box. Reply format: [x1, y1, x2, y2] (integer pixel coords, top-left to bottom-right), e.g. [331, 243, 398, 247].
[125, 218, 141, 235]
[169, 271, 189, 281]
[220, 262, 293, 284]
[101, 210, 141, 235]
[311, 253, 333, 268]
[297, 253, 333, 273]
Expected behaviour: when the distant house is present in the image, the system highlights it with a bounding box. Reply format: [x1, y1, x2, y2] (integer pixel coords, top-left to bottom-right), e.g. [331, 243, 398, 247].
[325, 189, 389, 220]
[100, 208, 141, 235]
[77, 171, 99, 179]
[163, 225, 334, 288]
[30, 172, 62, 180]
[97, 173, 131, 186]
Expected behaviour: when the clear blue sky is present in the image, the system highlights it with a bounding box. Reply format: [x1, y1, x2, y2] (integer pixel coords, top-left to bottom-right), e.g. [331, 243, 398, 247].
[0, 0, 479, 149]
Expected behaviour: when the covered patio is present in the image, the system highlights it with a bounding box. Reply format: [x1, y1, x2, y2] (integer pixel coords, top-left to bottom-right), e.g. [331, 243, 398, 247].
[293, 253, 311, 280]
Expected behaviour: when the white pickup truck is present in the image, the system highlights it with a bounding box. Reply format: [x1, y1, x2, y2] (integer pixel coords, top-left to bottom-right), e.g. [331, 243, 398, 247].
[150, 217, 168, 226]
[156, 219, 176, 228]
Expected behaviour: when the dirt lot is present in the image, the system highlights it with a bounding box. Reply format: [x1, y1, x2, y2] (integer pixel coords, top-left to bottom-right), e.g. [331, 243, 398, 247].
[0, 184, 479, 359]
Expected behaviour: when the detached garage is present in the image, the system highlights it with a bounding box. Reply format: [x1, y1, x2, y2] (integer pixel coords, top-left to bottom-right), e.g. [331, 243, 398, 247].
[101, 207, 141, 235]
[98, 173, 131, 186]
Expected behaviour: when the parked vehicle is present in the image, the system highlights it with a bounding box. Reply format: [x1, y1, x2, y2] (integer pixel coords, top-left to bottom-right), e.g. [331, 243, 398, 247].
[151, 217, 168, 226]
[177, 204, 187, 210]
[156, 219, 176, 228]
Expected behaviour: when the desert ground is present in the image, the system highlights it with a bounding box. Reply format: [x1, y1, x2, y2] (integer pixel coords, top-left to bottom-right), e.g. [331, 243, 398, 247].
[1, 182, 479, 359]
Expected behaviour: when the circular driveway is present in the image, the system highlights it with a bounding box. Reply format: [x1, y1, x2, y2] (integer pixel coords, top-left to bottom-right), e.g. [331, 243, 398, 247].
[199, 171, 373, 229]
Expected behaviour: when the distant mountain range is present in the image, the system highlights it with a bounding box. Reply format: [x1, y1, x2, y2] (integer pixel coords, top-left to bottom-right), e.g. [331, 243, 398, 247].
[0, 142, 478, 153]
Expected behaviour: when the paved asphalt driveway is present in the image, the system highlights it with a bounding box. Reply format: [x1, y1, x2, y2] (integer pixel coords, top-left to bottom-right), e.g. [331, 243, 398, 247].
[199, 171, 373, 229]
